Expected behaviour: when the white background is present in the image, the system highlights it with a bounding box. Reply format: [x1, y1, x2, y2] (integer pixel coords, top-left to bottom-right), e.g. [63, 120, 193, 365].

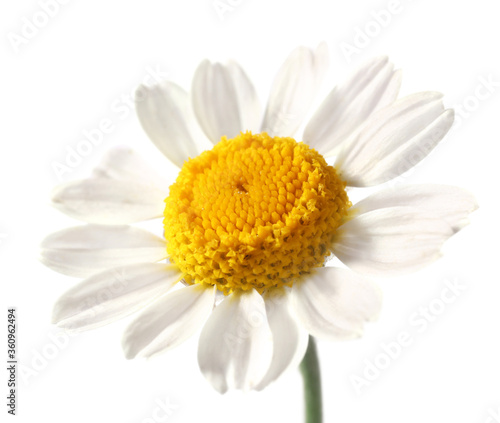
[1, 1, 499, 422]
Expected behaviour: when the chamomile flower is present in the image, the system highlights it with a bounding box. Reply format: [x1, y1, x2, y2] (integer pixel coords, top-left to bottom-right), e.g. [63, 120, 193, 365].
[41, 44, 477, 393]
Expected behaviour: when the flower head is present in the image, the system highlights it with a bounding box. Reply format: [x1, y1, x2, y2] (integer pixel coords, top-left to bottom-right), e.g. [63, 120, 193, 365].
[43, 44, 477, 393]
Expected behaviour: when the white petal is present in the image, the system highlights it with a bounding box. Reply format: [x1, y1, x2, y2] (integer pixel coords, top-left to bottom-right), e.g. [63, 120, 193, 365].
[52, 263, 182, 332]
[291, 267, 382, 341]
[192, 60, 261, 144]
[304, 56, 401, 155]
[122, 284, 216, 359]
[336, 92, 454, 187]
[226, 61, 262, 132]
[352, 184, 478, 232]
[197, 289, 273, 393]
[135, 81, 205, 168]
[91, 146, 170, 192]
[332, 207, 455, 276]
[255, 288, 309, 390]
[40, 224, 167, 278]
[261, 43, 329, 137]
[51, 178, 166, 224]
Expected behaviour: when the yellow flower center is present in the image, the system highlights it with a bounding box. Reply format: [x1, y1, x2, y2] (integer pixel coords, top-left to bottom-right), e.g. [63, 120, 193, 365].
[163, 132, 350, 295]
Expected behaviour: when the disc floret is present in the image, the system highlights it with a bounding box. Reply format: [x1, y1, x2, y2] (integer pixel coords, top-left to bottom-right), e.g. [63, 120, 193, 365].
[164, 132, 350, 295]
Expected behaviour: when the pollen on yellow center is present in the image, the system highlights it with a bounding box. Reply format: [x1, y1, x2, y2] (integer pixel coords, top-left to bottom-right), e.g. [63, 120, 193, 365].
[163, 132, 350, 295]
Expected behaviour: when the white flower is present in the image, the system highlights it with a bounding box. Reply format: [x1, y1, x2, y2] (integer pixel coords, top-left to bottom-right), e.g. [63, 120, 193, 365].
[41, 44, 477, 394]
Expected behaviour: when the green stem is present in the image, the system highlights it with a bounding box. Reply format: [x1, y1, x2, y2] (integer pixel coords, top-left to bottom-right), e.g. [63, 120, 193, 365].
[299, 336, 322, 423]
